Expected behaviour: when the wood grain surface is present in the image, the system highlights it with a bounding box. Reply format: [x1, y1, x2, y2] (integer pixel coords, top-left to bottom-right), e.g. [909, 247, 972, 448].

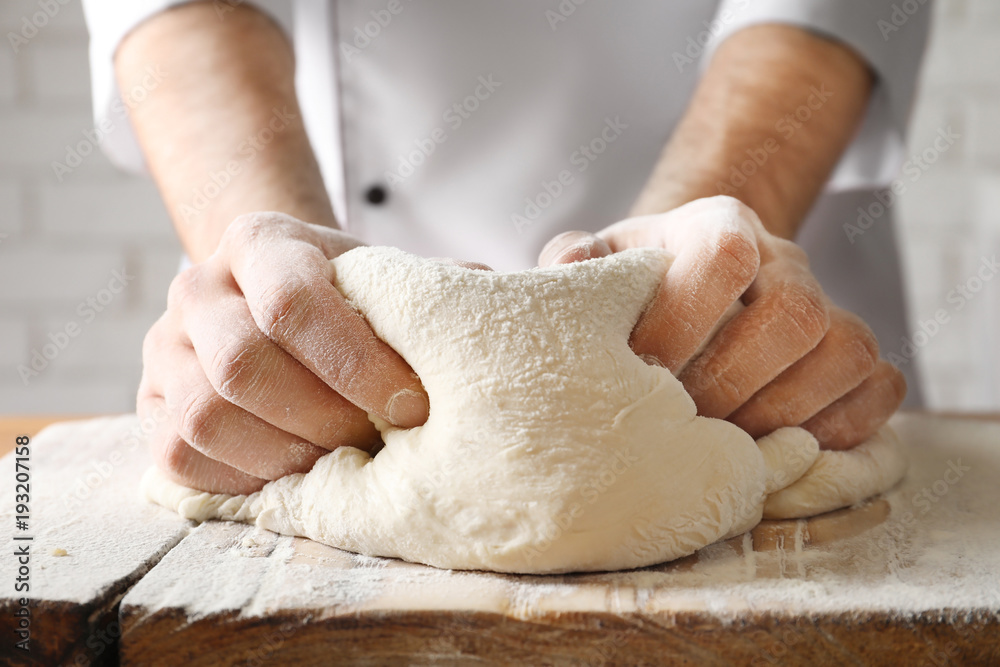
[0, 416, 191, 666]
[1, 413, 998, 665]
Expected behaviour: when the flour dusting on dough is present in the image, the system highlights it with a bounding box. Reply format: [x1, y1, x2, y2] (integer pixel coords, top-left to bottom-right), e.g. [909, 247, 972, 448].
[142, 246, 905, 574]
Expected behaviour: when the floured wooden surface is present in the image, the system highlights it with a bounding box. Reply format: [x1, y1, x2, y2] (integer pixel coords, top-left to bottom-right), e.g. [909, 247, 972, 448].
[117, 413, 1000, 665]
[0, 412, 995, 665]
[0, 416, 191, 666]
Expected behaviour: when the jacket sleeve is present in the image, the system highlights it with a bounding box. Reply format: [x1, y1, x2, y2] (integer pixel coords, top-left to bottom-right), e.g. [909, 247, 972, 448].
[702, 0, 933, 191]
[81, 0, 295, 173]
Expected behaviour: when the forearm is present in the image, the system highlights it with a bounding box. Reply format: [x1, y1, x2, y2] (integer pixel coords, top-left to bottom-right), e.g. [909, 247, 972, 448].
[115, 2, 335, 262]
[631, 24, 873, 239]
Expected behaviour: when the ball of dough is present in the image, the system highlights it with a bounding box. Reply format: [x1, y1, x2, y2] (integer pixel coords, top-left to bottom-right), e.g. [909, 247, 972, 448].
[142, 247, 905, 573]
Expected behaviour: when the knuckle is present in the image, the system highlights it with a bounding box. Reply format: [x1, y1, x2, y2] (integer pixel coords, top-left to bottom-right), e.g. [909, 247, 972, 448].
[322, 412, 378, 450]
[881, 362, 908, 405]
[713, 373, 747, 411]
[772, 238, 811, 266]
[167, 266, 202, 311]
[805, 412, 843, 447]
[226, 212, 270, 244]
[209, 337, 263, 401]
[753, 400, 798, 432]
[705, 195, 765, 231]
[223, 211, 300, 250]
[151, 431, 189, 476]
[254, 278, 311, 340]
[714, 230, 760, 286]
[682, 363, 742, 417]
[707, 194, 750, 216]
[141, 318, 164, 365]
[831, 314, 880, 375]
[175, 390, 226, 446]
[777, 282, 830, 345]
[136, 374, 153, 403]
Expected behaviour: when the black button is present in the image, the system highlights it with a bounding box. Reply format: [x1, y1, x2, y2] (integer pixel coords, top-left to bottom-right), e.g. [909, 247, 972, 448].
[364, 185, 388, 205]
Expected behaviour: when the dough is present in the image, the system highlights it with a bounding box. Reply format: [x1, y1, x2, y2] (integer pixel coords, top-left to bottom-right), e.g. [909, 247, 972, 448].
[763, 426, 906, 519]
[142, 247, 906, 574]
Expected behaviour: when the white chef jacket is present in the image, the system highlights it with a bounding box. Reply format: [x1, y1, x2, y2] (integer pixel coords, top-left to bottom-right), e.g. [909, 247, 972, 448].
[83, 0, 931, 406]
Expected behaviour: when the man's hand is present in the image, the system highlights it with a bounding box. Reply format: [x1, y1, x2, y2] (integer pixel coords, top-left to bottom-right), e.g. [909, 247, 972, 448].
[137, 213, 429, 494]
[540, 197, 905, 450]
[117, 4, 431, 493]
[543, 24, 907, 448]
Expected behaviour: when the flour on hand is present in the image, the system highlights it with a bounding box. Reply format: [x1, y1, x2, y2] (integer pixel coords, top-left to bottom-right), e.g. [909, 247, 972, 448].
[141, 247, 906, 574]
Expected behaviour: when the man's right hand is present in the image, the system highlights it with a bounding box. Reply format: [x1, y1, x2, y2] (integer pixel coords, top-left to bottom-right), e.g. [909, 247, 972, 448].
[540, 197, 906, 451]
[137, 213, 429, 495]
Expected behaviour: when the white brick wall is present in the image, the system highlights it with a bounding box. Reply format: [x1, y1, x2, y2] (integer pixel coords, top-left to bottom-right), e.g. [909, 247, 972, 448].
[896, 0, 1000, 410]
[0, 49, 17, 102]
[25, 41, 92, 100]
[37, 181, 173, 237]
[0, 0, 997, 415]
[0, 0, 180, 415]
[0, 181, 23, 236]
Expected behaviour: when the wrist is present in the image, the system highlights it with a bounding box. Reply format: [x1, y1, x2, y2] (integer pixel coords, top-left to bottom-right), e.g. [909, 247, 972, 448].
[629, 166, 790, 239]
[174, 149, 339, 262]
[182, 197, 338, 264]
[631, 24, 871, 241]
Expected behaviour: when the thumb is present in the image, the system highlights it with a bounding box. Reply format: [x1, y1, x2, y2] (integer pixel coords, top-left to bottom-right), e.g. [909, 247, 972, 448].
[538, 231, 613, 267]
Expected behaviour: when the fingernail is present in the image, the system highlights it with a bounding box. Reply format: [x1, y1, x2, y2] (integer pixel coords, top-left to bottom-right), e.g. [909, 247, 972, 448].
[638, 353, 667, 369]
[387, 389, 429, 426]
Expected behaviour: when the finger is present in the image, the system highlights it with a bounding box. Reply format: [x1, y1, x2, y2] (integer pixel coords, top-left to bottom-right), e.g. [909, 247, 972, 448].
[222, 213, 429, 427]
[728, 307, 880, 437]
[174, 263, 379, 451]
[801, 361, 907, 450]
[538, 231, 613, 266]
[139, 395, 267, 495]
[627, 215, 759, 372]
[678, 256, 830, 418]
[148, 332, 330, 481]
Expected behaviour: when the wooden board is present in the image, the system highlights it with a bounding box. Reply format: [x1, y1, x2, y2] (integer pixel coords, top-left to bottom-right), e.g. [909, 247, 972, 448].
[113, 413, 1000, 666]
[0, 416, 191, 666]
[3, 413, 998, 665]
